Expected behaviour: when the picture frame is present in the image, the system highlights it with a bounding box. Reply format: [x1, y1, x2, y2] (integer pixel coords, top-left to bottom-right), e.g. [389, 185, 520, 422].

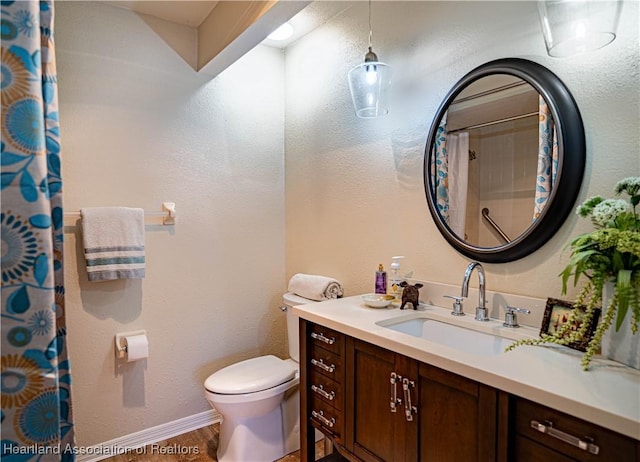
[540, 298, 600, 352]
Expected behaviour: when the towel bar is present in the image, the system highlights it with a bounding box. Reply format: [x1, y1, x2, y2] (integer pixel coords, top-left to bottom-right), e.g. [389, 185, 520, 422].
[64, 202, 176, 225]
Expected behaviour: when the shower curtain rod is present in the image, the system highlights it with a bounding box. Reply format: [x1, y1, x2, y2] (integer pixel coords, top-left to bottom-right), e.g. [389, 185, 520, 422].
[448, 111, 538, 134]
[450, 81, 529, 106]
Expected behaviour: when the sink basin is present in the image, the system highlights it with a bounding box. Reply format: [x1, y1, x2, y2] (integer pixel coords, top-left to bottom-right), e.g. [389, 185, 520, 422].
[377, 316, 514, 356]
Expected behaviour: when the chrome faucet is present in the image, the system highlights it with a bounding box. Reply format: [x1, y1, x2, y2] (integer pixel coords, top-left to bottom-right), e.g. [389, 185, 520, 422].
[461, 262, 489, 321]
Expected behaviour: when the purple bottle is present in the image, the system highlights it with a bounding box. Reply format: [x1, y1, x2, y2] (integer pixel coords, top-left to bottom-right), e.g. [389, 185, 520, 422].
[375, 264, 387, 294]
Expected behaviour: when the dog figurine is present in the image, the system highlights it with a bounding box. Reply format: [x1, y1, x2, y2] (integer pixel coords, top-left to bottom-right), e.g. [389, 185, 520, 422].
[400, 281, 423, 310]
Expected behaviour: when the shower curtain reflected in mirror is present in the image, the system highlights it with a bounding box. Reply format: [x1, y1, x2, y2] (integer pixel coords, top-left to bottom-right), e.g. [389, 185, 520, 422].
[447, 132, 469, 238]
[431, 113, 474, 240]
[1, 1, 75, 458]
[534, 96, 559, 220]
[432, 113, 450, 222]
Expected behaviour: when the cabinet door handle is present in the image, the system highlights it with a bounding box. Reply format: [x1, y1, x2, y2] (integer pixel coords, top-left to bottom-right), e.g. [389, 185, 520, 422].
[311, 358, 335, 373]
[390, 372, 402, 413]
[310, 332, 336, 345]
[531, 420, 600, 455]
[402, 377, 417, 422]
[312, 410, 336, 428]
[311, 384, 335, 401]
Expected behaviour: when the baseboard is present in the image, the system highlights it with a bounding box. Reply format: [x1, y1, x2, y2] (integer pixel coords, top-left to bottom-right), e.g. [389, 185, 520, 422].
[76, 409, 221, 462]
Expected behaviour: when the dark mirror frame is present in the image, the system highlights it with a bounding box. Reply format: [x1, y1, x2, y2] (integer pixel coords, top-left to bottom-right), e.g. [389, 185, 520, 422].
[424, 58, 585, 263]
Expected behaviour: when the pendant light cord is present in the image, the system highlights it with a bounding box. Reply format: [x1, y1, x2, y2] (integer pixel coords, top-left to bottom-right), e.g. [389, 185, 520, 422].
[368, 0, 372, 49]
[364, 0, 378, 61]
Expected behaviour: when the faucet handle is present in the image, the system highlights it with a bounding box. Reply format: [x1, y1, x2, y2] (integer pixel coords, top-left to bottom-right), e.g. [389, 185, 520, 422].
[444, 295, 465, 316]
[503, 306, 531, 328]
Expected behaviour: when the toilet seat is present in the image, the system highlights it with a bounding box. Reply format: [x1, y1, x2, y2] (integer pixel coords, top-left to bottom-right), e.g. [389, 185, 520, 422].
[204, 355, 296, 395]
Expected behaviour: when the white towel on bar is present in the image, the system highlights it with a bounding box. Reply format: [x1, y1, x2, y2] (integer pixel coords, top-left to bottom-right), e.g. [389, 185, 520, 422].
[287, 273, 343, 301]
[81, 207, 146, 282]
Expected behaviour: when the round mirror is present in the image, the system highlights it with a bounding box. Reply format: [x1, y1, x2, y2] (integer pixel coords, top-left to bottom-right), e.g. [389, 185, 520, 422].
[424, 58, 585, 263]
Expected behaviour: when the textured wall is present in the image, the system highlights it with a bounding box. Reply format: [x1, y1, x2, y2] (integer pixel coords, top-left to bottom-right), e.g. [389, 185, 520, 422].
[285, 1, 639, 308]
[55, 0, 639, 447]
[56, 2, 286, 446]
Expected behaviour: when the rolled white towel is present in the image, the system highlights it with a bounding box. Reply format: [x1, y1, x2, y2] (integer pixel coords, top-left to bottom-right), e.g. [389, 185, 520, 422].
[287, 273, 344, 301]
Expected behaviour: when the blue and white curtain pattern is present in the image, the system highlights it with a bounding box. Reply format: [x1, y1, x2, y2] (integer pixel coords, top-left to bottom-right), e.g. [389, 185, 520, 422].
[432, 113, 449, 222]
[1, 1, 75, 459]
[533, 95, 558, 220]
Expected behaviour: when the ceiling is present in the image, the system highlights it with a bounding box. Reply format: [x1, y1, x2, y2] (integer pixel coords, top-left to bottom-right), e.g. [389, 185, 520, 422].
[101, 1, 351, 77]
[104, 1, 351, 50]
[105, 1, 219, 28]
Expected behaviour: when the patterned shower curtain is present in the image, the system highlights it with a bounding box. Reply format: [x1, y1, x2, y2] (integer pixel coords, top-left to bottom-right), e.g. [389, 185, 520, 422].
[432, 113, 450, 222]
[533, 95, 558, 220]
[1, 1, 75, 459]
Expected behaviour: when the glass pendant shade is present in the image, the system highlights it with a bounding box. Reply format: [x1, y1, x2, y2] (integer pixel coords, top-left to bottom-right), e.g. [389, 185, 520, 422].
[537, 0, 621, 57]
[348, 48, 392, 119]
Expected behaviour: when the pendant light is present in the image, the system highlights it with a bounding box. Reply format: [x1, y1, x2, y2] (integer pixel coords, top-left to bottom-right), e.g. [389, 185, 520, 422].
[348, 0, 392, 118]
[537, 0, 621, 57]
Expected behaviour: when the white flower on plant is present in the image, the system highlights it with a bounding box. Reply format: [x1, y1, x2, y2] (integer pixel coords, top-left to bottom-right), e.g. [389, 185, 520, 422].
[590, 199, 630, 228]
[615, 177, 640, 197]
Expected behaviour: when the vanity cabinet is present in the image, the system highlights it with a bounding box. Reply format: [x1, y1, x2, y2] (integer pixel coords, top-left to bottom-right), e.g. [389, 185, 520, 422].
[300, 320, 497, 462]
[300, 319, 639, 462]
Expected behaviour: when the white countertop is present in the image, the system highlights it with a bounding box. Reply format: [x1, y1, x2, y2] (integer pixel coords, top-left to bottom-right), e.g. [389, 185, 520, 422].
[292, 295, 640, 440]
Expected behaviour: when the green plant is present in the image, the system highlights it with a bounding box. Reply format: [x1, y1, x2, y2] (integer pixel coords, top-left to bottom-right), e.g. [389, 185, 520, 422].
[507, 177, 640, 370]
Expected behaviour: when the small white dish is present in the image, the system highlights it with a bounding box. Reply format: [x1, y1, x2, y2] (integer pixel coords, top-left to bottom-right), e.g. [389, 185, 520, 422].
[362, 293, 395, 308]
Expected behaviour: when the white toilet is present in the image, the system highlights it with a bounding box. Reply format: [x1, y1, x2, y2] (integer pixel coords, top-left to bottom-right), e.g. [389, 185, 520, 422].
[204, 292, 314, 462]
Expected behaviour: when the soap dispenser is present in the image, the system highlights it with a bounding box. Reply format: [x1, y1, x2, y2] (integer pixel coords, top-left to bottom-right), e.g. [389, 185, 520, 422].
[388, 256, 406, 301]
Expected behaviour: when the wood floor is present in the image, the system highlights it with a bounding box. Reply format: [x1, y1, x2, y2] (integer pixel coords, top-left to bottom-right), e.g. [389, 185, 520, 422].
[102, 422, 322, 462]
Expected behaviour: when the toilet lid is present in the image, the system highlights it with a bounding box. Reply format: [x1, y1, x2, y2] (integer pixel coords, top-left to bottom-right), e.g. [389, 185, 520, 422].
[204, 355, 296, 394]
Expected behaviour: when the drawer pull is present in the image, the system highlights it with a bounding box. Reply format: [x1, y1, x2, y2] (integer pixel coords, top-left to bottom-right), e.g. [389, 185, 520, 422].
[312, 410, 336, 428]
[531, 420, 600, 455]
[402, 377, 417, 422]
[311, 332, 336, 345]
[390, 372, 402, 413]
[311, 358, 335, 373]
[311, 384, 335, 401]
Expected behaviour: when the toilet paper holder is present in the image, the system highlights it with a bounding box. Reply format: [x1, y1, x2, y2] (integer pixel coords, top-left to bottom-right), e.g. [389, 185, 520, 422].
[115, 330, 147, 359]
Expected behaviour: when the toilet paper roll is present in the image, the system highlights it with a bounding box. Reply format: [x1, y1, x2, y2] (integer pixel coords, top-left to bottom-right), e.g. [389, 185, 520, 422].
[124, 334, 149, 362]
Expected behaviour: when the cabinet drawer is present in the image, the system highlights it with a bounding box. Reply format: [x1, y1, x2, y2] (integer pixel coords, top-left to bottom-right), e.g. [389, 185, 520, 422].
[514, 398, 638, 462]
[309, 324, 343, 354]
[310, 395, 343, 440]
[309, 370, 342, 410]
[513, 434, 575, 462]
[309, 345, 343, 382]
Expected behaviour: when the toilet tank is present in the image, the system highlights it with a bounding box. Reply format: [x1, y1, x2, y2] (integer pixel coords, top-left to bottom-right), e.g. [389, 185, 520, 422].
[283, 292, 316, 363]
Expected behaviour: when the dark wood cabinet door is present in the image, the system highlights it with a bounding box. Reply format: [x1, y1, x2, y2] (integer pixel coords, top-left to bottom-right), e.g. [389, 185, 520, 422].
[345, 339, 418, 462]
[347, 338, 396, 462]
[418, 363, 498, 462]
